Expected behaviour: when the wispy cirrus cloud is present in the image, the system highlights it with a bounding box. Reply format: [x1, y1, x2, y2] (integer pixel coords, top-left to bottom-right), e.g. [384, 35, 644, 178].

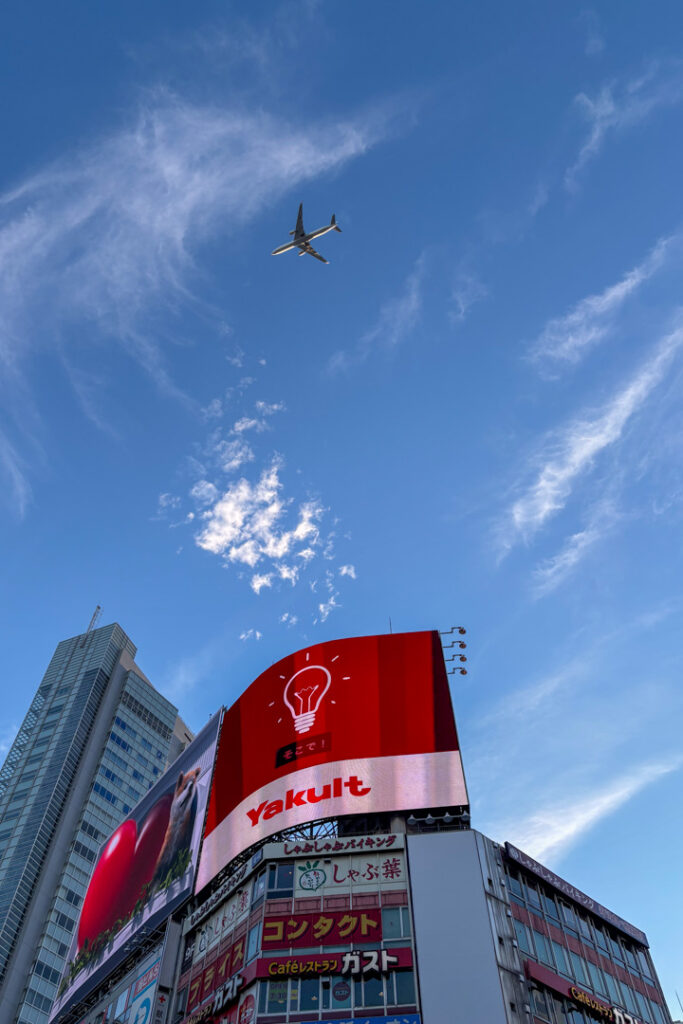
[0, 90, 397, 509]
[529, 235, 674, 370]
[328, 255, 425, 372]
[0, 431, 31, 518]
[566, 61, 683, 190]
[501, 756, 682, 863]
[449, 272, 488, 324]
[500, 324, 683, 553]
[532, 499, 620, 596]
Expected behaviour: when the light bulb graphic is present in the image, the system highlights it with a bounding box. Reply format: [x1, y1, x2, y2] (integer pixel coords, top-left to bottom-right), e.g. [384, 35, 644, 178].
[283, 664, 332, 734]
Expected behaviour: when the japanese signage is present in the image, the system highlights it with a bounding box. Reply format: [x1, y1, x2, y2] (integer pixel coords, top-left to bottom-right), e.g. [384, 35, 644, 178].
[296, 852, 405, 891]
[292, 1017, 420, 1024]
[506, 843, 648, 946]
[127, 959, 159, 1024]
[191, 887, 251, 964]
[198, 631, 467, 890]
[525, 960, 643, 1024]
[283, 833, 401, 856]
[187, 942, 253, 1010]
[258, 947, 413, 977]
[50, 716, 221, 1023]
[262, 909, 382, 947]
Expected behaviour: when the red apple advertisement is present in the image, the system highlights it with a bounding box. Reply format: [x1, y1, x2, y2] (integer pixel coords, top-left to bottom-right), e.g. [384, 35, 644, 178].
[197, 630, 467, 891]
[49, 714, 220, 1022]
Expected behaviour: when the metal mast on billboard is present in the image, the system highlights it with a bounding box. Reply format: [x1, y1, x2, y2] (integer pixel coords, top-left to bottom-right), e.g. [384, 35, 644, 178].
[440, 625, 468, 677]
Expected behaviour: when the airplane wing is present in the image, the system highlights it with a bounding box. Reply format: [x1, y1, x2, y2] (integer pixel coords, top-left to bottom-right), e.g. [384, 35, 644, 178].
[297, 241, 329, 264]
[294, 203, 305, 237]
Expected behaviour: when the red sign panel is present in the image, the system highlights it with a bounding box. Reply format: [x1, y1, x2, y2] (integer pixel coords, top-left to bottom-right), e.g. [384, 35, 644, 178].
[262, 909, 382, 948]
[198, 631, 467, 888]
[257, 947, 414, 978]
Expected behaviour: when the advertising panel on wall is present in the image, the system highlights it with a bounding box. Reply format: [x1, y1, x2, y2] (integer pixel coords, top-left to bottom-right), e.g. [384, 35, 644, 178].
[49, 715, 221, 1022]
[197, 630, 467, 892]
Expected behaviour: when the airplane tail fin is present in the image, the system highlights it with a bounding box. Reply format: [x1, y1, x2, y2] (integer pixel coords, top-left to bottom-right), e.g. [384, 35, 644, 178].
[331, 213, 342, 232]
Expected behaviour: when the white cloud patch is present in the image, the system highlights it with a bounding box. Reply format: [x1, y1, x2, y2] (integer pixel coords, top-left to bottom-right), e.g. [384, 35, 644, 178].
[190, 479, 219, 506]
[579, 10, 605, 57]
[196, 461, 322, 577]
[450, 272, 488, 324]
[239, 628, 263, 641]
[211, 436, 255, 473]
[328, 255, 425, 371]
[280, 611, 298, 626]
[155, 492, 181, 519]
[530, 236, 673, 369]
[566, 61, 683, 189]
[503, 757, 682, 863]
[500, 325, 683, 552]
[339, 564, 356, 579]
[201, 398, 223, 421]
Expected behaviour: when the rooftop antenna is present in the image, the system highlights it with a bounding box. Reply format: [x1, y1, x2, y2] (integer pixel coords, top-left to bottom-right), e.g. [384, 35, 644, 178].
[80, 604, 102, 647]
[389, 617, 393, 634]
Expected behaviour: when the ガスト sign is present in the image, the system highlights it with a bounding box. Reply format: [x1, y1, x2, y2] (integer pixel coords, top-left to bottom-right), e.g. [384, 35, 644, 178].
[197, 631, 467, 889]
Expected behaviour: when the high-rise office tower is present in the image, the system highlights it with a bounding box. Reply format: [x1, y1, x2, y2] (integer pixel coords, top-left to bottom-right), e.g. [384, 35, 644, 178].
[0, 620, 192, 1024]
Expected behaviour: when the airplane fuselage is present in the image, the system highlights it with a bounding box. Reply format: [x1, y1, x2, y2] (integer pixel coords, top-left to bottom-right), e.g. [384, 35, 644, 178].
[272, 223, 336, 255]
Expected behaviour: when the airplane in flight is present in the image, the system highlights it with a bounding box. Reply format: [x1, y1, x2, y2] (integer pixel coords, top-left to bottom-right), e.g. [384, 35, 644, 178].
[271, 203, 341, 264]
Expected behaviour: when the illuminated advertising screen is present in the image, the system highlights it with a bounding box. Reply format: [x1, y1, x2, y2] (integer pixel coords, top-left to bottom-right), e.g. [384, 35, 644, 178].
[197, 630, 467, 891]
[49, 715, 220, 1022]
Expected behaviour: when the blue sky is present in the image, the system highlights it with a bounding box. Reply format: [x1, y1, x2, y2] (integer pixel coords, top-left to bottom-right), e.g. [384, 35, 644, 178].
[1, 0, 682, 1010]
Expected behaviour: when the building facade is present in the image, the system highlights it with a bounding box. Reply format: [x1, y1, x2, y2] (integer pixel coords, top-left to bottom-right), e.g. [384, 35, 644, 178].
[61, 824, 672, 1024]
[0, 621, 191, 1024]
[41, 630, 674, 1024]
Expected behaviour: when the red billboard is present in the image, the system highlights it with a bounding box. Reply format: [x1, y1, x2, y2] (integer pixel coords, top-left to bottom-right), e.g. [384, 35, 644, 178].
[197, 630, 467, 890]
[50, 715, 220, 1022]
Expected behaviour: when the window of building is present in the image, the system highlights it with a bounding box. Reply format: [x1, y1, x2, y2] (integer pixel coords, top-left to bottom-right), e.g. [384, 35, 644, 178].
[73, 841, 96, 863]
[637, 949, 654, 983]
[93, 782, 118, 806]
[543, 891, 559, 920]
[608, 933, 624, 961]
[604, 969, 622, 1004]
[623, 983, 639, 1016]
[505, 865, 523, 899]
[525, 879, 542, 911]
[587, 960, 607, 996]
[560, 902, 577, 931]
[594, 925, 609, 953]
[513, 919, 532, 954]
[623, 943, 638, 971]
[299, 976, 322, 1011]
[54, 910, 75, 932]
[252, 868, 267, 906]
[267, 862, 294, 898]
[80, 821, 102, 842]
[578, 914, 592, 942]
[569, 951, 587, 985]
[246, 922, 261, 962]
[382, 906, 411, 943]
[531, 988, 552, 1021]
[532, 929, 553, 966]
[109, 732, 130, 753]
[650, 1000, 667, 1024]
[392, 969, 416, 1005]
[552, 940, 571, 977]
[263, 978, 289, 1013]
[354, 974, 384, 1007]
